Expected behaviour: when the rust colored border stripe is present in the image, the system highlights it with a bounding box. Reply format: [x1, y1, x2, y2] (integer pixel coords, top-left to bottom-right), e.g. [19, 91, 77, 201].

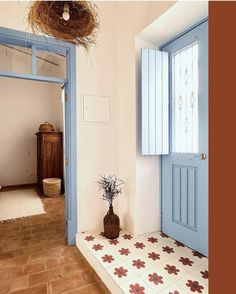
[209, 2, 236, 293]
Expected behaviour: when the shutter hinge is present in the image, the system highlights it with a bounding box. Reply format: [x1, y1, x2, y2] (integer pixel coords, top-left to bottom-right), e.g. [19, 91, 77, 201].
[161, 212, 163, 220]
[65, 94, 69, 101]
[65, 159, 68, 166]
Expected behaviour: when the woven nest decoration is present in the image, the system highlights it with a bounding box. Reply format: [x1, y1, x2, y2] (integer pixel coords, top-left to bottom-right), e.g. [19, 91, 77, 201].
[28, 1, 99, 49]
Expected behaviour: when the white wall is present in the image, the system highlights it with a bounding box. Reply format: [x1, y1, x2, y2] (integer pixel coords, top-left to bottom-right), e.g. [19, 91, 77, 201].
[0, 38, 64, 186]
[116, 1, 174, 235]
[0, 1, 175, 234]
[135, 38, 161, 234]
[76, 2, 119, 232]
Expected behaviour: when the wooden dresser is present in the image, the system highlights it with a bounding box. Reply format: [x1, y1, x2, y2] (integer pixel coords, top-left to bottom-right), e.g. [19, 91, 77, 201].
[36, 132, 63, 191]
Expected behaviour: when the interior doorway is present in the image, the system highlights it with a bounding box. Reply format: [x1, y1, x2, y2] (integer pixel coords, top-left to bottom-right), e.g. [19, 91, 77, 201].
[0, 27, 77, 245]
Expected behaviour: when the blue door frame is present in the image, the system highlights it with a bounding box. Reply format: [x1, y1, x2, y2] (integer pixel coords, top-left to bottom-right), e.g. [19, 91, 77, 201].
[0, 27, 77, 245]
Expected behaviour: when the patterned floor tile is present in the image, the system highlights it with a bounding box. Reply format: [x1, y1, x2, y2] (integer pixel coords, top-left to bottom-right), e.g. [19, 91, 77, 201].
[177, 274, 208, 294]
[140, 267, 175, 292]
[80, 230, 208, 293]
[120, 277, 156, 294]
[123, 256, 154, 276]
[184, 250, 208, 267]
[106, 260, 136, 286]
[96, 251, 121, 269]
[189, 264, 208, 287]
[159, 284, 188, 294]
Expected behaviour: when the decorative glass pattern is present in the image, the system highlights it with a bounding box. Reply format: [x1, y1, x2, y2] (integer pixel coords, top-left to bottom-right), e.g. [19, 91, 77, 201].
[172, 41, 198, 153]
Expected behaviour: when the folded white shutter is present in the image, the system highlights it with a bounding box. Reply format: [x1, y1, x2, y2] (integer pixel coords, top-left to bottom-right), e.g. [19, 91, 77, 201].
[141, 48, 169, 155]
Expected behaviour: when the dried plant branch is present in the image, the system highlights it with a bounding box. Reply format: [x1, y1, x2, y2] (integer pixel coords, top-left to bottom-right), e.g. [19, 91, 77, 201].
[97, 175, 124, 206]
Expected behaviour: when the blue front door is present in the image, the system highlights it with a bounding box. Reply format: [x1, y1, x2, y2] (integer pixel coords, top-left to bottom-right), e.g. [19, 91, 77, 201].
[161, 21, 208, 256]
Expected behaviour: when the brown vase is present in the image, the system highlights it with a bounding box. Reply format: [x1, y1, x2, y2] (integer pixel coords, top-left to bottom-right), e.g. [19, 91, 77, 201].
[103, 204, 120, 239]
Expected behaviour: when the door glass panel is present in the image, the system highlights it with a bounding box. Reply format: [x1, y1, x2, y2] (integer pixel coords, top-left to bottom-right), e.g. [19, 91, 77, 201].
[0, 43, 32, 74]
[36, 49, 66, 79]
[172, 41, 198, 153]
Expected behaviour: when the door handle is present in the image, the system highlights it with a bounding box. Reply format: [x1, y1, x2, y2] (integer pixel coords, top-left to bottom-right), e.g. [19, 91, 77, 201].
[199, 153, 207, 160]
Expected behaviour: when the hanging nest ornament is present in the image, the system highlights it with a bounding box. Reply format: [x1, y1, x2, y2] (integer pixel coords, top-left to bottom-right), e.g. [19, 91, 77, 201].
[28, 1, 99, 49]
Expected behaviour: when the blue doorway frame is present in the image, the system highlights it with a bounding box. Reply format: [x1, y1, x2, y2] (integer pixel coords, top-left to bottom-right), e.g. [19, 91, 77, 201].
[0, 27, 77, 245]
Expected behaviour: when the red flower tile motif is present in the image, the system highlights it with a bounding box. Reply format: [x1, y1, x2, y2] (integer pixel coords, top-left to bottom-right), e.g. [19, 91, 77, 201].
[162, 246, 174, 254]
[148, 252, 160, 261]
[123, 233, 133, 240]
[102, 254, 114, 263]
[160, 232, 169, 238]
[169, 291, 179, 294]
[132, 259, 145, 269]
[192, 251, 204, 259]
[148, 237, 158, 243]
[119, 248, 130, 256]
[92, 244, 103, 251]
[179, 257, 193, 266]
[84, 235, 94, 241]
[174, 240, 185, 247]
[129, 283, 145, 294]
[200, 270, 208, 279]
[134, 242, 146, 249]
[148, 273, 164, 285]
[109, 239, 119, 245]
[186, 280, 204, 293]
[114, 267, 128, 278]
[164, 264, 180, 275]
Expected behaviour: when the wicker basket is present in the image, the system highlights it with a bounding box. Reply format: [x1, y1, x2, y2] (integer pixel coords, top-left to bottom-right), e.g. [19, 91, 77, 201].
[43, 178, 61, 197]
[39, 122, 55, 132]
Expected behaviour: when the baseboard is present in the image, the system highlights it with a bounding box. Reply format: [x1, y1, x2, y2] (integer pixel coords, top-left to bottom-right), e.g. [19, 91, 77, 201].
[0, 183, 37, 192]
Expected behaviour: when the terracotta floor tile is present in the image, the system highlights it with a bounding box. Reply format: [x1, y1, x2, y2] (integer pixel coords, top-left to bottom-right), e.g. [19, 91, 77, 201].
[10, 284, 48, 294]
[0, 281, 11, 294]
[29, 233, 44, 240]
[0, 255, 29, 268]
[45, 256, 72, 269]
[23, 244, 44, 254]
[0, 268, 12, 282]
[23, 262, 46, 275]
[30, 249, 60, 262]
[10, 275, 29, 292]
[82, 270, 96, 284]
[61, 261, 95, 281]
[61, 263, 84, 277]
[0, 249, 24, 260]
[0, 192, 109, 294]
[10, 266, 25, 278]
[67, 282, 110, 294]
[42, 239, 66, 251]
[29, 268, 62, 286]
[49, 272, 85, 294]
